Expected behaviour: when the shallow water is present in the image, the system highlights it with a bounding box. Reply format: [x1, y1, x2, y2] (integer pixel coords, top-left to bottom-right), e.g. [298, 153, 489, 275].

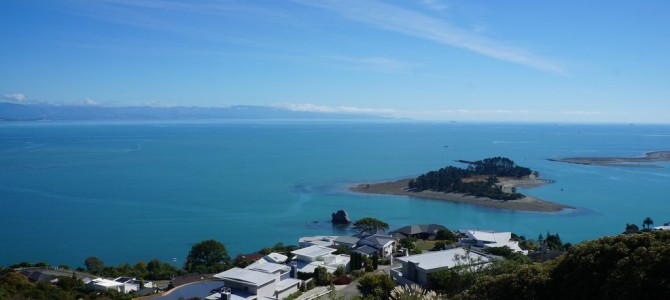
[1, 121, 669, 267]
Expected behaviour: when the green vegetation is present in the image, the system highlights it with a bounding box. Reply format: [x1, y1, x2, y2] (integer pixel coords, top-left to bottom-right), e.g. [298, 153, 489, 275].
[184, 239, 230, 274]
[0, 269, 131, 300]
[356, 273, 397, 300]
[352, 217, 389, 234]
[408, 157, 529, 200]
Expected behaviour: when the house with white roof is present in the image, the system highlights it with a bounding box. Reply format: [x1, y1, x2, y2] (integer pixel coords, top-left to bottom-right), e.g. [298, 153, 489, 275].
[87, 278, 125, 293]
[263, 252, 288, 264]
[391, 248, 490, 286]
[210, 259, 301, 300]
[458, 229, 525, 253]
[291, 245, 350, 273]
[298, 236, 337, 247]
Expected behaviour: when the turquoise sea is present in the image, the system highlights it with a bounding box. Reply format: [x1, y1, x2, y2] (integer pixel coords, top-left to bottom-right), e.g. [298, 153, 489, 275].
[1, 121, 669, 268]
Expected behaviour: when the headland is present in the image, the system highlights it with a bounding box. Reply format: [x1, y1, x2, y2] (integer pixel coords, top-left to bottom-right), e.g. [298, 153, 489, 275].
[350, 178, 571, 212]
[549, 151, 670, 168]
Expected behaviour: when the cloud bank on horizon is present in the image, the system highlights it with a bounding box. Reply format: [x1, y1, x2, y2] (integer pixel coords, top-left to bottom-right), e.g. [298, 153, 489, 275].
[0, 0, 669, 123]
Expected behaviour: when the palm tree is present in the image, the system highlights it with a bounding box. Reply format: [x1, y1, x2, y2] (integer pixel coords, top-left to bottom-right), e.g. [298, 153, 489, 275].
[643, 217, 654, 230]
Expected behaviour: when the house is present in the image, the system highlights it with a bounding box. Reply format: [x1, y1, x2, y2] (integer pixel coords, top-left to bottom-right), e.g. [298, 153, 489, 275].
[333, 236, 360, 249]
[356, 234, 397, 257]
[298, 236, 337, 247]
[87, 277, 153, 294]
[210, 260, 301, 300]
[393, 224, 447, 240]
[391, 248, 490, 287]
[458, 229, 525, 253]
[87, 278, 125, 293]
[263, 252, 288, 264]
[291, 245, 350, 273]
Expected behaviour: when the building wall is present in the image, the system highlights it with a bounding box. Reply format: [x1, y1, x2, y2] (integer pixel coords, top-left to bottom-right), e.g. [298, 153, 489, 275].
[255, 280, 276, 298]
[275, 282, 300, 299]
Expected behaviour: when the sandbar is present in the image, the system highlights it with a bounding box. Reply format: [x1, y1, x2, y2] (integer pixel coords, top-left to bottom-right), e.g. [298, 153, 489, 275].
[548, 151, 670, 168]
[349, 178, 571, 212]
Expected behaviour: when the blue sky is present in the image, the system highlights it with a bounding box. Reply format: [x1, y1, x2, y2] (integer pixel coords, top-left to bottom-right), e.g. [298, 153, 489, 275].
[1, 0, 669, 122]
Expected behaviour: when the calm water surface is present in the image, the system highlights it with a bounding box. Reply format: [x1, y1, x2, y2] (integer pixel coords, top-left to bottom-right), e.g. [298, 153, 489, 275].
[1, 121, 669, 267]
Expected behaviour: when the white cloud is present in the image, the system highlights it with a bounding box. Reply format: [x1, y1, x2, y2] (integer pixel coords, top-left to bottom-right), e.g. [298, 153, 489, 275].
[321, 55, 421, 73]
[72, 97, 99, 106]
[275, 102, 610, 122]
[274, 102, 397, 115]
[293, 0, 565, 74]
[419, 0, 448, 11]
[2, 93, 27, 102]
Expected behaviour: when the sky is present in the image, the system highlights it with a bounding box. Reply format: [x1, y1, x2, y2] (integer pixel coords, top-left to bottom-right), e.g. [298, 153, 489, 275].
[1, 0, 669, 123]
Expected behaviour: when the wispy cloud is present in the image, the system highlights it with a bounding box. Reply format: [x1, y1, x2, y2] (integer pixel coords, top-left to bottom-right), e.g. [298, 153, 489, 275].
[320, 55, 421, 73]
[292, 0, 565, 74]
[419, 0, 448, 11]
[2, 93, 27, 102]
[276, 102, 606, 121]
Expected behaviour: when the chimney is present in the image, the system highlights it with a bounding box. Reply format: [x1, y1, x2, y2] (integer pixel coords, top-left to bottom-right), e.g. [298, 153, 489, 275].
[221, 287, 231, 300]
[289, 261, 298, 279]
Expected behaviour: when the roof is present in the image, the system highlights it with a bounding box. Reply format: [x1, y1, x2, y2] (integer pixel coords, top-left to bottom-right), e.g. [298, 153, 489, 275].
[394, 224, 447, 235]
[90, 278, 124, 288]
[291, 245, 336, 258]
[460, 230, 512, 243]
[245, 260, 290, 274]
[334, 236, 360, 245]
[275, 278, 301, 292]
[353, 245, 378, 255]
[264, 252, 288, 264]
[396, 248, 490, 271]
[362, 234, 396, 247]
[213, 268, 276, 287]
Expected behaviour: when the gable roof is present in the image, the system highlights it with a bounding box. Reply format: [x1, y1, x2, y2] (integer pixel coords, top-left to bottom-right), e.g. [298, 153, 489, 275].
[362, 234, 396, 247]
[213, 268, 276, 287]
[353, 245, 378, 255]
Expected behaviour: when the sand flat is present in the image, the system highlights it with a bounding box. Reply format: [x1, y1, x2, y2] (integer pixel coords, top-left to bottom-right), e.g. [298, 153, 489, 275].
[350, 178, 571, 212]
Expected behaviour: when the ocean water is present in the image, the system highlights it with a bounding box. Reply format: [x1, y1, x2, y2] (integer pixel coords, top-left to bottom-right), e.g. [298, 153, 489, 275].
[1, 121, 669, 268]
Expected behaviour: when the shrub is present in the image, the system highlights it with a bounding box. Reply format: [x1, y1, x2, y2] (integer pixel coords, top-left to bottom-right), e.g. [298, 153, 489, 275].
[332, 275, 352, 285]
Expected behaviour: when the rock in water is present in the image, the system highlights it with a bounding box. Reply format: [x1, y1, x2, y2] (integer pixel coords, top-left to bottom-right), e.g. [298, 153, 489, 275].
[331, 210, 351, 224]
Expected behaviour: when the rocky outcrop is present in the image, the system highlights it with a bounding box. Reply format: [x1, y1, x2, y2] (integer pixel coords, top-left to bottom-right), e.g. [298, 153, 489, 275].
[331, 209, 351, 224]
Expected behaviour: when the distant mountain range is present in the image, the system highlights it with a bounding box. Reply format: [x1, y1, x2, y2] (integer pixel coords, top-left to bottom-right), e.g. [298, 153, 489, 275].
[0, 102, 387, 121]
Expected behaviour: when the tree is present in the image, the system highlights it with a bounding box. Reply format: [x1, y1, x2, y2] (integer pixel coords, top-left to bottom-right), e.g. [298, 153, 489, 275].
[357, 273, 396, 299]
[625, 223, 640, 233]
[185, 239, 230, 274]
[435, 229, 458, 242]
[352, 217, 389, 234]
[643, 217, 654, 230]
[314, 266, 333, 286]
[84, 256, 104, 274]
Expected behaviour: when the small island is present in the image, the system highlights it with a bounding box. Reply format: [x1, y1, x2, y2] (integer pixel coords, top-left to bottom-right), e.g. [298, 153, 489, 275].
[350, 157, 570, 212]
[548, 151, 670, 168]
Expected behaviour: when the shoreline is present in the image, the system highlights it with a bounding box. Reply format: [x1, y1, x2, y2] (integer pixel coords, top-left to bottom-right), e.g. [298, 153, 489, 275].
[549, 150, 670, 168]
[349, 178, 572, 212]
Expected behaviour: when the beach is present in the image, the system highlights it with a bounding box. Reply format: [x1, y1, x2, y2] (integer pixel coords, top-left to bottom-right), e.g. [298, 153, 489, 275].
[349, 178, 571, 212]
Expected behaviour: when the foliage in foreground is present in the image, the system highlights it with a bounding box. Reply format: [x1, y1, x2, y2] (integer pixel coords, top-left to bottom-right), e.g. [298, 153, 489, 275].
[463, 231, 670, 300]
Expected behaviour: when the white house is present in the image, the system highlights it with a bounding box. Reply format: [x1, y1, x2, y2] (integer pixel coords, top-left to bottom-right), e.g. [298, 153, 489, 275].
[392, 248, 490, 286]
[87, 278, 125, 293]
[356, 234, 397, 257]
[298, 236, 337, 247]
[263, 252, 288, 264]
[291, 245, 350, 273]
[458, 229, 525, 253]
[211, 260, 301, 300]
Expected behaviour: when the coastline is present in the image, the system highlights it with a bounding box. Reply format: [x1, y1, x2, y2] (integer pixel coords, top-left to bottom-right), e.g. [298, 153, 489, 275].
[349, 178, 571, 212]
[549, 150, 670, 168]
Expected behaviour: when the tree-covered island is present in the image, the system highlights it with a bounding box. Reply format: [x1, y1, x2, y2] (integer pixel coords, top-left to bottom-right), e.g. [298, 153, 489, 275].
[350, 156, 568, 212]
[408, 157, 532, 200]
